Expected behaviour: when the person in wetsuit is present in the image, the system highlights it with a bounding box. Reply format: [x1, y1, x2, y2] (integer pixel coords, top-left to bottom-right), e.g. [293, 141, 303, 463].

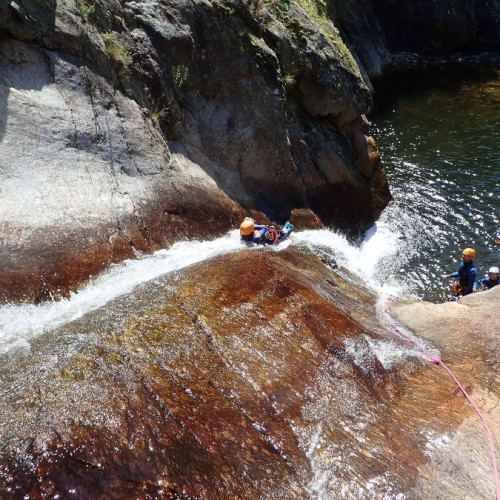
[474, 266, 499, 291]
[240, 218, 267, 243]
[443, 247, 477, 297]
[239, 218, 293, 244]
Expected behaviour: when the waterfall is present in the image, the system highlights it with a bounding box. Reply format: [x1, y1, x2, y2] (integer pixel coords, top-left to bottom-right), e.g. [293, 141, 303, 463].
[0, 222, 409, 354]
[0, 231, 243, 353]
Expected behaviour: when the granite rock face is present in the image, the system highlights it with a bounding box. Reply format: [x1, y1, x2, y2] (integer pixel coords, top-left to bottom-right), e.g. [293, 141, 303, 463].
[389, 286, 500, 500]
[0, 36, 242, 302]
[0, 0, 391, 302]
[0, 250, 497, 498]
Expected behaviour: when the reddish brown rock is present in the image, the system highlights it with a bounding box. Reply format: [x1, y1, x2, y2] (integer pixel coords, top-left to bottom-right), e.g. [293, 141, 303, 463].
[0, 250, 497, 498]
[289, 208, 325, 230]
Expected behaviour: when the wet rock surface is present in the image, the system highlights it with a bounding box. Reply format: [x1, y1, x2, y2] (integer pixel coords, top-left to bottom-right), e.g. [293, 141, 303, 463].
[0, 249, 497, 498]
[0, 0, 392, 303]
[389, 287, 500, 499]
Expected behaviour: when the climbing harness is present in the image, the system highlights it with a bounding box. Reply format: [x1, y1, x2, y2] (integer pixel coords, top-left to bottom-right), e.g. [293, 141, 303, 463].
[264, 227, 280, 244]
[383, 297, 500, 500]
[451, 281, 464, 296]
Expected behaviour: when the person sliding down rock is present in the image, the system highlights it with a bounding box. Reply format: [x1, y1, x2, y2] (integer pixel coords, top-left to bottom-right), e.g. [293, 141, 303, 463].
[239, 218, 293, 245]
[443, 247, 477, 299]
[474, 266, 500, 291]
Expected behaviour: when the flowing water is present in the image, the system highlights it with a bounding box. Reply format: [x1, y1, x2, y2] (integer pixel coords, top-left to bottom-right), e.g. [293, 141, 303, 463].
[0, 69, 498, 349]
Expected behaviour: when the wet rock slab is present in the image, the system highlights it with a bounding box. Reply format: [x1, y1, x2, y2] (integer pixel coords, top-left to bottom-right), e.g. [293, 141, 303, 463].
[389, 287, 500, 499]
[0, 250, 497, 498]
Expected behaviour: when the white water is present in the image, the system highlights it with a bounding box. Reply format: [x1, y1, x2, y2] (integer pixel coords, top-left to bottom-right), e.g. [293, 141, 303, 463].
[0, 219, 409, 354]
[0, 231, 243, 352]
[293, 223, 405, 298]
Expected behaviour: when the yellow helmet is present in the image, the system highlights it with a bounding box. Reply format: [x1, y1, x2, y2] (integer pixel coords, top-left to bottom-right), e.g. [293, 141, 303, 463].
[462, 247, 476, 256]
[240, 219, 255, 236]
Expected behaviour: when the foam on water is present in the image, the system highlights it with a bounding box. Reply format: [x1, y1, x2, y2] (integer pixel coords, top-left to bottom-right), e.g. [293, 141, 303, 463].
[0, 231, 244, 350]
[0, 222, 408, 353]
[0, 229, 299, 351]
[292, 221, 406, 300]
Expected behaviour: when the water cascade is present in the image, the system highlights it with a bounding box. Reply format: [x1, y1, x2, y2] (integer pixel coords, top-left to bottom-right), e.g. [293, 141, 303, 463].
[0, 72, 498, 498]
[0, 223, 412, 356]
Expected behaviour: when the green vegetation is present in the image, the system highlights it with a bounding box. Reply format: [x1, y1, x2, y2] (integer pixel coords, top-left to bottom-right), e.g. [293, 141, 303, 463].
[103, 32, 131, 70]
[150, 94, 171, 123]
[171, 64, 189, 88]
[282, 73, 296, 87]
[253, 0, 362, 79]
[263, 0, 307, 45]
[294, 0, 362, 77]
[76, 0, 95, 22]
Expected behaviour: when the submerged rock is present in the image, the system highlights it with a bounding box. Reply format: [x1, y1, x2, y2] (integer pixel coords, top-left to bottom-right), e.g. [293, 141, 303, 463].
[0, 249, 497, 498]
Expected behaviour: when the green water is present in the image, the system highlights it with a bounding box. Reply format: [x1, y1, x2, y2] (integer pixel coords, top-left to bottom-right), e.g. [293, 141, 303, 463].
[369, 69, 500, 301]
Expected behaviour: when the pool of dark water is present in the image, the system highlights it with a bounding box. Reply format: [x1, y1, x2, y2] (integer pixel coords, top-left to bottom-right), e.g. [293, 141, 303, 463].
[369, 68, 500, 301]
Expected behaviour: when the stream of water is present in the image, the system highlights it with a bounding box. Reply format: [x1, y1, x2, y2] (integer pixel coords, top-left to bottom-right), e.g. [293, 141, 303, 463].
[0, 229, 388, 352]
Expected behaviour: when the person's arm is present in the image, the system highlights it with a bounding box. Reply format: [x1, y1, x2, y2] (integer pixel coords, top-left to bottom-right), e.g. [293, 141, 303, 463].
[446, 261, 464, 279]
[252, 227, 266, 243]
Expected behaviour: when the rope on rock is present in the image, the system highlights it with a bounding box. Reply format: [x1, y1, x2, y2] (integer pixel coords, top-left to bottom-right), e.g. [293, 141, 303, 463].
[383, 297, 500, 500]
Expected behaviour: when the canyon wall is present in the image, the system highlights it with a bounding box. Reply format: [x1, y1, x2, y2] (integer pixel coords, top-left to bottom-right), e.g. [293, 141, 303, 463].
[0, 0, 391, 302]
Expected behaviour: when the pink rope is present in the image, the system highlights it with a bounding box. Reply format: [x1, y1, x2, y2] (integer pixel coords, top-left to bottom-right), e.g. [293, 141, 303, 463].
[383, 298, 500, 500]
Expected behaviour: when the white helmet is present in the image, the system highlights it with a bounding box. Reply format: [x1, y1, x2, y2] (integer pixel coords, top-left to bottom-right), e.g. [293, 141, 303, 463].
[488, 267, 499, 274]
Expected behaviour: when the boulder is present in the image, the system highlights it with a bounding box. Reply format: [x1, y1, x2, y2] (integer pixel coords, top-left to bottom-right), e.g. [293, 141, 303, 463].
[0, 249, 497, 498]
[389, 286, 500, 499]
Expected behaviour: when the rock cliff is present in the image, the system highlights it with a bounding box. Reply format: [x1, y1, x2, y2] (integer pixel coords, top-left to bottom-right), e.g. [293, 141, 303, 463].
[0, 0, 392, 302]
[330, 0, 500, 80]
[371, 0, 500, 55]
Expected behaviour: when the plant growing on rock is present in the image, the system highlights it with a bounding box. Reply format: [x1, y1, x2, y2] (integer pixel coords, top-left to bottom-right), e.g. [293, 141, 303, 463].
[171, 64, 189, 88]
[282, 73, 296, 87]
[150, 94, 172, 124]
[103, 32, 131, 72]
[255, 0, 362, 81]
[76, 0, 95, 22]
